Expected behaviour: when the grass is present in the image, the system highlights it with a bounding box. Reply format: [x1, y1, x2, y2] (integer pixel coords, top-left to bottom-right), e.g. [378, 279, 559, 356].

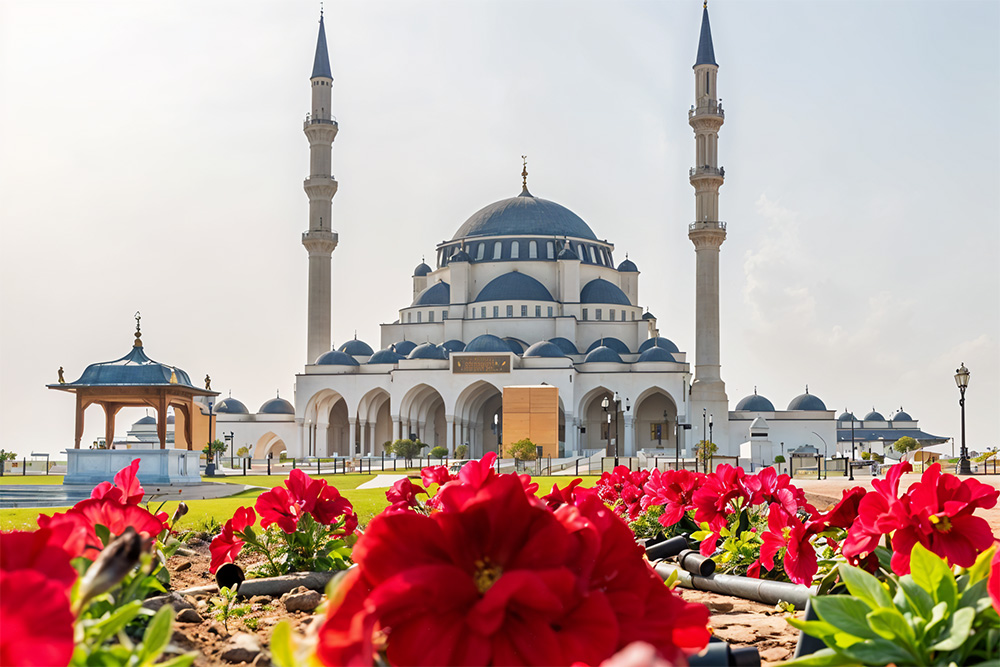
[0, 475, 65, 485]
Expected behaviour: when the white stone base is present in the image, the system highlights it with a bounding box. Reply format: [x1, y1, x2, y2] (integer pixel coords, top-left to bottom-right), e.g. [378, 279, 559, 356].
[65, 449, 201, 486]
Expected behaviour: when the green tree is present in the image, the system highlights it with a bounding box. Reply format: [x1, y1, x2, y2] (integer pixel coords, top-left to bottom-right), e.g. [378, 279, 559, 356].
[505, 438, 538, 461]
[429, 446, 448, 459]
[893, 436, 919, 456]
[390, 439, 425, 465]
[236, 446, 250, 458]
[0, 449, 16, 463]
[203, 439, 226, 462]
[455, 444, 469, 459]
[694, 440, 717, 470]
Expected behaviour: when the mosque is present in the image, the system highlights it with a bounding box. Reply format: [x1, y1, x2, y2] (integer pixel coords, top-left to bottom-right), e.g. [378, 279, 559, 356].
[65, 6, 945, 468]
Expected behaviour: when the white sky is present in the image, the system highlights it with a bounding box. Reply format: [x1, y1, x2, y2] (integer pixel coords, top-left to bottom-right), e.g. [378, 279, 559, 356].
[1, 1, 997, 458]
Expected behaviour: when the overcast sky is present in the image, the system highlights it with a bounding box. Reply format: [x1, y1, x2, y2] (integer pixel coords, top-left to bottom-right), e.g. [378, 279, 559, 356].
[1, 1, 997, 458]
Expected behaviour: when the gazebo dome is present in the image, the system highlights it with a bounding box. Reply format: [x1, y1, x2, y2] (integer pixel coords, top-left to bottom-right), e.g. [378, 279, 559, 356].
[69, 344, 196, 388]
[735, 393, 776, 412]
[586, 337, 631, 356]
[259, 396, 295, 415]
[338, 339, 374, 356]
[368, 348, 404, 364]
[637, 347, 675, 363]
[787, 389, 827, 411]
[392, 340, 418, 356]
[523, 341, 566, 358]
[216, 397, 250, 414]
[315, 350, 360, 366]
[466, 334, 511, 353]
[637, 337, 680, 354]
[584, 346, 625, 364]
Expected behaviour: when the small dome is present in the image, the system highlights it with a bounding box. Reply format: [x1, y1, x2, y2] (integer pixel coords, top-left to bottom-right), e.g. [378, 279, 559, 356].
[504, 338, 526, 354]
[441, 339, 466, 352]
[259, 396, 295, 415]
[586, 337, 631, 356]
[368, 348, 404, 364]
[338, 339, 374, 356]
[475, 272, 554, 302]
[315, 350, 360, 366]
[617, 258, 638, 272]
[134, 415, 157, 426]
[392, 340, 418, 356]
[837, 411, 856, 422]
[892, 409, 913, 422]
[449, 249, 471, 263]
[166, 414, 175, 424]
[787, 390, 827, 411]
[548, 337, 580, 355]
[557, 244, 579, 260]
[580, 278, 631, 305]
[637, 347, 675, 362]
[523, 341, 566, 358]
[465, 334, 511, 353]
[215, 398, 250, 414]
[637, 337, 680, 354]
[735, 393, 776, 412]
[413, 281, 450, 306]
[408, 343, 447, 360]
[584, 346, 625, 364]
[413, 262, 432, 277]
[864, 409, 886, 421]
[641, 311, 656, 320]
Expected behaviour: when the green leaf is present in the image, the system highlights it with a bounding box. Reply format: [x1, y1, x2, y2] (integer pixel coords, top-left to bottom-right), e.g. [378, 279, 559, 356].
[271, 620, 297, 667]
[783, 647, 857, 667]
[924, 601, 950, 639]
[156, 655, 197, 667]
[813, 596, 881, 640]
[909, 542, 957, 609]
[966, 544, 996, 585]
[87, 600, 142, 648]
[867, 607, 916, 646]
[959, 578, 988, 611]
[94, 523, 111, 547]
[840, 564, 892, 609]
[137, 605, 174, 665]
[839, 638, 915, 665]
[929, 606, 975, 651]
[897, 575, 935, 619]
[786, 617, 839, 639]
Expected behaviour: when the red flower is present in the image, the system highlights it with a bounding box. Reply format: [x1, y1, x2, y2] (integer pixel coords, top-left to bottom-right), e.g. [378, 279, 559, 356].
[39, 498, 167, 560]
[542, 478, 585, 509]
[434, 452, 500, 512]
[256, 469, 357, 534]
[0, 528, 77, 590]
[209, 506, 256, 574]
[816, 486, 867, 531]
[0, 570, 75, 667]
[843, 461, 912, 565]
[641, 469, 701, 527]
[889, 463, 998, 573]
[746, 467, 812, 518]
[384, 477, 427, 513]
[420, 465, 457, 489]
[759, 503, 819, 585]
[90, 459, 144, 505]
[693, 464, 749, 531]
[595, 467, 651, 521]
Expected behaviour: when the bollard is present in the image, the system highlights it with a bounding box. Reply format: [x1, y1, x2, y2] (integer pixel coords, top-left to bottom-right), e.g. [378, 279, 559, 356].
[575, 458, 579, 475]
[242, 458, 246, 476]
[393, 458, 396, 471]
[292, 458, 296, 470]
[381, 452, 385, 471]
[267, 457, 271, 476]
[23, 458, 27, 476]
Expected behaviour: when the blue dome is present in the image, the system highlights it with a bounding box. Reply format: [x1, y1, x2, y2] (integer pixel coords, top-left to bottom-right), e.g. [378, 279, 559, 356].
[580, 278, 631, 305]
[392, 340, 418, 356]
[523, 341, 566, 358]
[413, 262, 432, 277]
[548, 337, 580, 355]
[215, 398, 250, 414]
[134, 415, 157, 426]
[466, 334, 511, 353]
[586, 337, 631, 356]
[413, 281, 450, 306]
[474, 272, 554, 302]
[368, 348, 404, 364]
[838, 411, 856, 422]
[641, 311, 656, 320]
[637, 347, 675, 363]
[338, 339, 374, 356]
[449, 249, 471, 263]
[452, 192, 597, 241]
[584, 346, 625, 363]
[504, 338, 525, 354]
[617, 258, 638, 272]
[259, 396, 295, 415]
[408, 343, 447, 360]
[788, 392, 827, 411]
[735, 394, 776, 412]
[67, 344, 196, 388]
[167, 414, 175, 424]
[637, 337, 680, 354]
[892, 410, 913, 422]
[864, 410, 886, 421]
[315, 350, 360, 366]
[557, 244, 579, 260]
[441, 339, 466, 352]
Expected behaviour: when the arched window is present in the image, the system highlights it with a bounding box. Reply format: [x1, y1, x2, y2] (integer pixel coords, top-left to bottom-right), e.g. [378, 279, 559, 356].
[577, 243, 586, 261]
[476, 243, 485, 261]
[546, 241, 555, 259]
[493, 242, 502, 260]
[529, 241, 538, 259]
[511, 241, 519, 259]
[589, 246, 598, 264]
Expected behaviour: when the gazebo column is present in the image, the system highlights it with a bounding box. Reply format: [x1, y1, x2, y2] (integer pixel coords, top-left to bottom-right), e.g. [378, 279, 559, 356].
[157, 393, 168, 450]
[75, 394, 87, 449]
[103, 403, 122, 450]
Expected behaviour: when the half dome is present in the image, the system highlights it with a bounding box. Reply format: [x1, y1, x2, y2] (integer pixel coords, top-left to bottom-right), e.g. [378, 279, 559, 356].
[441, 339, 466, 352]
[413, 281, 450, 306]
[637, 347, 675, 363]
[584, 346, 625, 364]
[580, 278, 631, 305]
[586, 337, 631, 356]
[637, 337, 680, 354]
[338, 339, 374, 356]
[368, 349, 404, 364]
[392, 340, 418, 356]
[408, 343, 447, 360]
[259, 396, 295, 415]
[523, 341, 566, 358]
[452, 192, 597, 241]
[548, 337, 580, 355]
[474, 272, 554, 302]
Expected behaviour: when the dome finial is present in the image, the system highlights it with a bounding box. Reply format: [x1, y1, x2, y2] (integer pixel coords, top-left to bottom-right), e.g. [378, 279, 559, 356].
[133, 311, 143, 347]
[805, 384, 809, 394]
[753, 385, 757, 395]
[519, 155, 532, 196]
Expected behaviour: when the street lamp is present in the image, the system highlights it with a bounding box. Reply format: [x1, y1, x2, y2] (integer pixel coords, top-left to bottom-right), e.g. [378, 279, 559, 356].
[708, 414, 714, 472]
[701, 408, 707, 474]
[601, 393, 629, 467]
[493, 412, 502, 457]
[811, 431, 827, 480]
[676, 421, 691, 470]
[849, 416, 856, 481]
[225, 431, 234, 469]
[955, 362, 971, 475]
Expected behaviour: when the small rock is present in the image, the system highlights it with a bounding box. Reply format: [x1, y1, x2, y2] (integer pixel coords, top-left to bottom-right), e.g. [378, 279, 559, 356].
[142, 592, 195, 614]
[714, 625, 756, 645]
[250, 595, 271, 605]
[220, 633, 262, 664]
[251, 652, 271, 667]
[281, 588, 323, 613]
[207, 621, 229, 638]
[760, 647, 791, 662]
[706, 601, 734, 613]
[175, 560, 192, 572]
[176, 608, 203, 624]
[187, 537, 207, 547]
[171, 629, 191, 643]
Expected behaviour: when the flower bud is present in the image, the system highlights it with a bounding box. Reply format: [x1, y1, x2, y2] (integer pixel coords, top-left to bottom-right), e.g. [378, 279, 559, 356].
[171, 502, 189, 525]
[75, 527, 143, 610]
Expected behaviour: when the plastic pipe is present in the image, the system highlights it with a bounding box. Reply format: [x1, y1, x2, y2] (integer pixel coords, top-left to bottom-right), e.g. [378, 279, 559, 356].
[654, 562, 815, 608]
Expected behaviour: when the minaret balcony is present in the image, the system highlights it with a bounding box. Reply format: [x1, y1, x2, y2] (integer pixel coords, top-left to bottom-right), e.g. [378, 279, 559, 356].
[688, 220, 727, 232]
[303, 115, 339, 130]
[688, 103, 724, 119]
[689, 166, 725, 178]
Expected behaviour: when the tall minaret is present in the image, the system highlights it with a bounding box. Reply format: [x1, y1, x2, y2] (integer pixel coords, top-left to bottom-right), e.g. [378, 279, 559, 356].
[302, 11, 339, 364]
[688, 2, 729, 446]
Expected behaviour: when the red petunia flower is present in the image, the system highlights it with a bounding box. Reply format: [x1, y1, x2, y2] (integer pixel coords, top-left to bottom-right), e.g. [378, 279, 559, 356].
[595, 467, 652, 521]
[693, 464, 750, 531]
[842, 461, 913, 566]
[420, 465, 457, 489]
[542, 478, 585, 509]
[759, 503, 819, 586]
[209, 506, 256, 574]
[0, 570, 75, 667]
[0, 528, 77, 590]
[889, 463, 998, 573]
[746, 467, 813, 519]
[816, 486, 867, 531]
[39, 498, 168, 560]
[433, 452, 500, 513]
[90, 459, 144, 505]
[256, 469, 357, 534]
[384, 477, 427, 513]
[641, 469, 701, 527]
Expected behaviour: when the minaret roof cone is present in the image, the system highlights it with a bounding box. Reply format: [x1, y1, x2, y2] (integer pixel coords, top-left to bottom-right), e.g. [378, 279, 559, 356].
[695, 4, 717, 67]
[312, 13, 333, 79]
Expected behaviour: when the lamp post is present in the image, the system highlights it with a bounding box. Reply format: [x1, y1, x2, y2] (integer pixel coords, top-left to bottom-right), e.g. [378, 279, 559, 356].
[955, 362, 971, 475]
[601, 393, 629, 467]
[660, 409, 668, 451]
[849, 417, 855, 481]
[708, 414, 714, 472]
[676, 421, 691, 470]
[493, 412, 502, 457]
[811, 431, 828, 480]
[700, 408, 707, 474]
[225, 431, 234, 469]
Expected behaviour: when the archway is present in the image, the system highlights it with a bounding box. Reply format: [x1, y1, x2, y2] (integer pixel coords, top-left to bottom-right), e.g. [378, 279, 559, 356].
[357, 388, 392, 456]
[256, 431, 287, 460]
[577, 387, 616, 455]
[632, 387, 679, 454]
[454, 381, 502, 458]
[399, 384, 446, 450]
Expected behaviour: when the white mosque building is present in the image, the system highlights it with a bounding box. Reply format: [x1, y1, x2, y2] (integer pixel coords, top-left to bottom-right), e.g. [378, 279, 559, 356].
[209, 7, 944, 465]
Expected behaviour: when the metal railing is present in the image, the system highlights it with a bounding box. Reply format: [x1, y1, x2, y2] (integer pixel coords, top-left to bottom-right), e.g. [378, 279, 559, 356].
[689, 103, 724, 118]
[689, 165, 725, 178]
[303, 116, 338, 129]
[688, 220, 727, 232]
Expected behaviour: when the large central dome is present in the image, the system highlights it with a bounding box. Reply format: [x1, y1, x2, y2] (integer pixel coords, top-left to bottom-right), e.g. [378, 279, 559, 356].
[451, 190, 597, 241]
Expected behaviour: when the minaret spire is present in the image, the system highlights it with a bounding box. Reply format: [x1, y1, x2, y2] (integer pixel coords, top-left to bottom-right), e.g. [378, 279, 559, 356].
[302, 11, 340, 364]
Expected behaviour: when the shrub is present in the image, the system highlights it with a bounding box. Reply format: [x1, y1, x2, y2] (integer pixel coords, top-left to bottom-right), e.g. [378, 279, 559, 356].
[861, 451, 871, 460]
[455, 444, 468, 459]
[505, 438, 537, 461]
[390, 439, 424, 464]
[893, 436, 918, 455]
[694, 440, 718, 469]
[236, 446, 249, 458]
[429, 446, 448, 459]
[773, 455, 786, 464]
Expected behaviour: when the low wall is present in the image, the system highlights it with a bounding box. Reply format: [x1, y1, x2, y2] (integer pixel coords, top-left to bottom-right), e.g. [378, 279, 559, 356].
[65, 449, 201, 486]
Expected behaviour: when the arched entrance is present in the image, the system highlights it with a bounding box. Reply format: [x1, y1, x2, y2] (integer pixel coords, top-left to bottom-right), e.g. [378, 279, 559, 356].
[632, 387, 679, 454]
[454, 381, 502, 458]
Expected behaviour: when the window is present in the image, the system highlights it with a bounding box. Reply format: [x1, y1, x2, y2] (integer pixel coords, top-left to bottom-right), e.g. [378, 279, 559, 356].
[428, 311, 434, 323]
[417, 312, 422, 323]
[589, 246, 598, 264]
[481, 306, 487, 318]
[471, 309, 475, 319]
[577, 244, 586, 261]
[529, 241, 537, 258]
[407, 312, 412, 323]
[493, 242, 502, 260]
[535, 305, 541, 317]
[632, 311, 636, 321]
[442, 310, 448, 320]
[582, 308, 589, 321]
[521, 305, 527, 317]
[511, 242, 519, 259]
[476, 243, 485, 261]
[548, 306, 554, 317]
[596, 308, 602, 321]
[506, 305, 513, 317]
[493, 306, 499, 318]
[620, 310, 625, 321]
[546, 241, 554, 259]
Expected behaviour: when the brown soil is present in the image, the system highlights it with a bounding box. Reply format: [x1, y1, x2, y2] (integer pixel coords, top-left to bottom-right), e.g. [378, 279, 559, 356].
[161, 537, 804, 666]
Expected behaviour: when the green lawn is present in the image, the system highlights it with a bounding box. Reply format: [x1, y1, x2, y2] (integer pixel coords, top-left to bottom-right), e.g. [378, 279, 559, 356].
[0, 475, 65, 485]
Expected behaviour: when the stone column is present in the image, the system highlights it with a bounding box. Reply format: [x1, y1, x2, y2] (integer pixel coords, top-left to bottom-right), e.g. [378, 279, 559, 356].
[348, 419, 357, 457]
[623, 413, 636, 457]
[446, 416, 455, 455]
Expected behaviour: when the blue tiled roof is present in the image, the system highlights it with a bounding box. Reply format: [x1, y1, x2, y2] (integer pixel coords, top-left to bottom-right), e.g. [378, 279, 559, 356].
[66, 344, 196, 388]
[392, 340, 418, 356]
[413, 281, 451, 306]
[315, 350, 359, 366]
[557, 244, 579, 260]
[695, 6, 717, 67]
[580, 278, 631, 305]
[259, 396, 295, 415]
[465, 334, 510, 353]
[735, 394, 776, 412]
[449, 248, 471, 263]
[835, 428, 946, 443]
[312, 15, 333, 79]
[548, 337, 580, 355]
[637, 347, 675, 363]
[134, 416, 157, 425]
[584, 346, 625, 364]
[216, 398, 250, 414]
[408, 343, 447, 360]
[452, 194, 597, 241]
[413, 262, 432, 277]
[524, 341, 566, 358]
[338, 339, 374, 356]
[637, 337, 680, 354]
[838, 411, 856, 422]
[474, 272, 554, 302]
[586, 337, 631, 355]
[642, 311, 656, 320]
[368, 348, 403, 365]
[788, 392, 827, 411]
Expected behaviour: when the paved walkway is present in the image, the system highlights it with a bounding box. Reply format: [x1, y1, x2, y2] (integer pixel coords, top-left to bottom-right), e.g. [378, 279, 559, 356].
[0, 481, 258, 509]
